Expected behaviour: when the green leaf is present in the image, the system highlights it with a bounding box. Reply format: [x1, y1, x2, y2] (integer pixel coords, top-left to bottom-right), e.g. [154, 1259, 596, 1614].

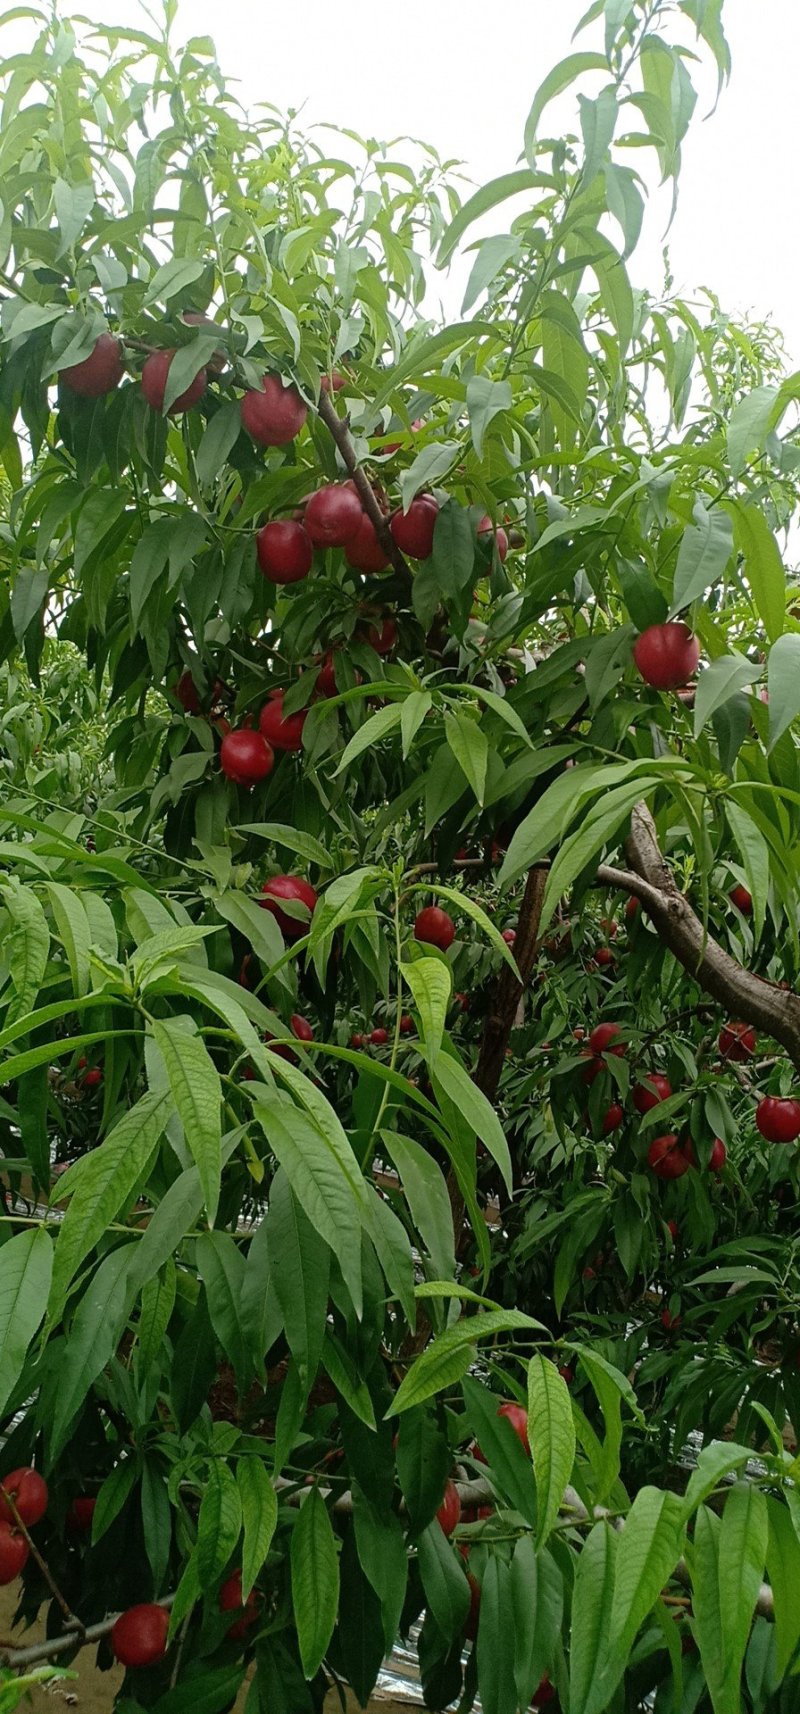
[162, 338, 217, 413]
[765, 1497, 800, 1677]
[45, 882, 92, 996]
[445, 711, 488, 806]
[0, 1227, 51, 1414]
[430, 502, 476, 603]
[253, 1097, 364, 1315]
[390, 1310, 542, 1415]
[477, 1557, 518, 1714]
[524, 52, 608, 158]
[726, 384, 779, 479]
[0, 881, 49, 1023]
[461, 235, 521, 314]
[716, 1482, 768, 1711]
[767, 633, 800, 749]
[48, 1090, 170, 1322]
[461, 1374, 537, 1524]
[725, 800, 770, 938]
[138, 1259, 176, 1368]
[510, 1539, 563, 1711]
[382, 1131, 455, 1281]
[569, 1521, 617, 1714]
[539, 777, 662, 931]
[291, 1489, 339, 1678]
[579, 84, 618, 187]
[151, 1017, 222, 1224]
[431, 1053, 512, 1193]
[196, 1461, 242, 1589]
[53, 178, 95, 255]
[400, 690, 433, 759]
[728, 500, 785, 642]
[195, 402, 241, 485]
[466, 376, 512, 459]
[692, 1507, 727, 1714]
[195, 1232, 250, 1393]
[527, 1355, 576, 1547]
[237, 1457, 278, 1600]
[236, 823, 333, 870]
[693, 653, 760, 738]
[321, 1332, 375, 1428]
[264, 1169, 330, 1391]
[143, 256, 206, 306]
[402, 956, 451, 1063]
[50, 1244, 134, 1458]
[669, 501, 733, 614]
[335, 703, 403, 774]
[608, 1487, 685, 1665]
[400, 442, 461, 510]
[352, 1487, 408, 1652]
[437, 170, 553, 267]
[10, 569, 48, 640]
[417, 1520, 471, 1643]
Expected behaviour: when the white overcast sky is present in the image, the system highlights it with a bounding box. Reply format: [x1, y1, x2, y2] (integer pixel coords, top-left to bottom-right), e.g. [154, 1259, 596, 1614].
[11, 1, 799, 361]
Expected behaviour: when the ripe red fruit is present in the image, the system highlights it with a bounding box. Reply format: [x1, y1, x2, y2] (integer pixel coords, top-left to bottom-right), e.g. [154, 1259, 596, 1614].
[497, 1400, 529, 1455]
[220, 728, 274, 787]
[174, 669, 202, 714]
[256, 519, 313, 585]
[633, 1073, 672, 1114]
[390, 496, 438, 559]
[315, 654, 338, 698]
[708, 1137, 727, 1173]
[661, 1307, 681, 1333]
[588, 1023, 625, 1057]
[258, 691, 306, 752]
[399, 1014, 414, 1035]
[647, 1135, 690, 1180]
[436, 1480, 462, 1539]
[501, 927, 517, 946]
[756, 1096, 800, 1143]
[141, 349, 206, 414]
[259, 875, 317, 940]
[414, 906, 456, 951]
[370, 1027, 389, 1046]
[219, 1569, 260, 1642]
[61, 332, 124, 398]
[241, 374, 307, 445]
[532, 1677, 557, 1708]
[290, 1014, 314, 1044]
[595, 946, 615, 967]
[304, 484, 363, 547]
[345, 513, 390, 573]
[0, 1468, 48, 1527]
[67, 1496, 96, 1534]
[350, 1033, 364, 1048]
[111, 1603, 170, 1668]
[558, 1366, 574, 1385]
[320, 371, 345, 393]
[718, 1021, 756, 1062]
[602, 1103, 623, 1134]
[624, 896, 639, 922]
[363, 617, 397, 654]
[477, 516, 508, 562]
[464, 1571, 481, 1640]
[0, 1524, 28, 1585]
[633, 622, 700, 691]
[81, 1067, 103, 1089]
[729, 885, 753, 915]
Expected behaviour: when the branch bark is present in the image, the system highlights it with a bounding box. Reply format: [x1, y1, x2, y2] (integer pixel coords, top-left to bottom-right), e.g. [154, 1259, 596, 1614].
[316, 392, 413, 594]
[599, 803, 800, 1072]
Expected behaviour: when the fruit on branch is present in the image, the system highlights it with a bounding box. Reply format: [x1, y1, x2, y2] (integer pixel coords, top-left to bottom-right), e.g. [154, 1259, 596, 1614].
[345, 514, 390, 573]
[220, 728, 274, 786]
[350, 1033, 363, 1048]
[685, 1137, 727, 1173]
[497, 1399, 530, 1454]
[0, 1524, 28, 1584]
[67, 1496, 96, 1533]
[320, 371, 345, 393]
[647, 1134, 690, 1180]
[436, 1480, 461, 1539]
[219, 1569, 260, 1641]
[501, 928, 516, 946]
[595, 946, 615, 967]
[259, 875, 317, 940]
[266, 1014, 315, 1063]
[532, 1677, 557, 1707]
[414, 906, 456, 951]
[756, 1096, 800, 1143]
[580, 1052, 603, 1085]
[0, 1468, 48, 1526]
[304, 483, 363, 547]
[370, 1027, 389, 1045]
[729, 885, 753, 915]
[81, 1066, 102, 1088]
[718, 1021, 756, 1061]
[111, 1603, 170, 1667]
[241, 374, 307, 445]
[624, 896, 639, 922]
[633, 622, 700, 691]
[399, 1013, 414, 1035]
[588, 1023, 626, 1057]
[259, 691, 306, 752]
[174, 670, 202, 714]
[361, 617, 397, 654]
[141, 349, 206, 414]
[390, 496, 438, 559]
[61, 332, 124, 397]
[477, 516, 508, 561]
[602, 1103, 623, 1134]
[633, 1073, 672, 1113]
[661, 1307, 681, 1332]
[256, 520, 313, 585]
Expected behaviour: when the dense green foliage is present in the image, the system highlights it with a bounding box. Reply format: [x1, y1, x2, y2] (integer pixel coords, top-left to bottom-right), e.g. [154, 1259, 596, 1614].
[1, 2, 800, 1712]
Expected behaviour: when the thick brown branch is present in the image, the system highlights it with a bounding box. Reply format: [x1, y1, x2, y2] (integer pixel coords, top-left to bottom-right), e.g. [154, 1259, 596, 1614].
[316, 392, 413, 594]
[612, 803, 800, 1072]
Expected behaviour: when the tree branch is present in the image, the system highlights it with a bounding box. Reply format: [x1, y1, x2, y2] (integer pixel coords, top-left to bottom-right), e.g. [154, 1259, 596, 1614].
[602, 803, 800, 1072]
[316, 392, 413, 594]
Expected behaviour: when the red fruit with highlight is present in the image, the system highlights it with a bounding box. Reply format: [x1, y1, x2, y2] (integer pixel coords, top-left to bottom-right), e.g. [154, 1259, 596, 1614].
[730, 885, 753, 915]
[399, 1014, 414, 1035]
[595, 946, 615, 967]
[320, 371, 345, 393]
[111, 1603, 170, 1668]
[62, 332, 124, 398]
[756, 1097, 800, 1143]
[477, 516, 508, 561]
[633, 622, 700, 691]
[390, 497, 438, 559]
[602, 1103, 623, 1134]
[0, 1468, 48, 1527]
[633, 1073, 672, 1114]
[0, 1524, 28, 1585]
[414, 906, 456, 951]
[141, 349, 206, 414]
[647, 1135, 690, 1180]
[67, 1496, 96, 1534]
[259, 875, 317, 940]
[219, 1569, 260, 1642]
[718, 1021, 756, 1062]
[502, 928, 517, 946]
[588, 1023, 625, 1057]
[304, 484, 363, 547]
[370, 1027, 389, 1046]
[241, 374, 307, 445]
[363, 617, 397, 654]
[497, 1400, 529, 1455]
[345, 513, 391, 573]
[259, 691, 306, 753]
[256, 519, 313, 585]
[436, 1480, 461, 1539]
[220, 728, 274, 787]
[81, 1067, 102, 1089]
